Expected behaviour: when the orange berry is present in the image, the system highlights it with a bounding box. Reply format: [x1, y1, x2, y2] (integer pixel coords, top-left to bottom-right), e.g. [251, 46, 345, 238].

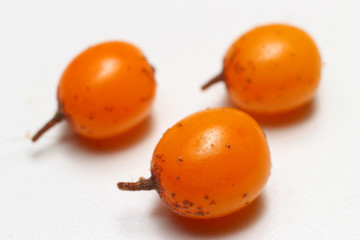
[118, 108, 271, 219]
[32, 41, 156, 141]
[202, 24, 321, 114]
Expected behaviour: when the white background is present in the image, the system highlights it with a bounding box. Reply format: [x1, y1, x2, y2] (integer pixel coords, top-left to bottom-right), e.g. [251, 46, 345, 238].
[1, 0, 360, 239]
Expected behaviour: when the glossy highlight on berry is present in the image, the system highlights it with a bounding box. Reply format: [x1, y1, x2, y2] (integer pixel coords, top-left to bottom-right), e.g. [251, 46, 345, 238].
[118, 108, 271, 219]
[32, 41, 156, 141]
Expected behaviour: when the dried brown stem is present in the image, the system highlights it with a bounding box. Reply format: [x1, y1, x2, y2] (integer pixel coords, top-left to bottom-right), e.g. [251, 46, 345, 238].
[31, 109, 64, 142]
[118, 177, 156, 191]
[201, 72, 224, 90]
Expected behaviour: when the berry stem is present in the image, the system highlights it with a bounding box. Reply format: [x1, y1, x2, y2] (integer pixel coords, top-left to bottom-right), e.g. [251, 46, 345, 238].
[118, 177, 156, 191]
[31, 109, 64, 142]
[201, 72, 224, 90]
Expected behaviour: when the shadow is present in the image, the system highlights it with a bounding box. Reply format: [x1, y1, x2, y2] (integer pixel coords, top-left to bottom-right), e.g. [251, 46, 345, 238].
[73, 115, 153, 154]
[219, 96, 317, 128]
[251, 100, 316, 127]
[30, 115, 154, 158]
[152, 194, 266, 238]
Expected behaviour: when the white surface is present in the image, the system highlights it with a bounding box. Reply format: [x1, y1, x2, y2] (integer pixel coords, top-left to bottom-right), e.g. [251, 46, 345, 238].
[1, 0, 360, 239]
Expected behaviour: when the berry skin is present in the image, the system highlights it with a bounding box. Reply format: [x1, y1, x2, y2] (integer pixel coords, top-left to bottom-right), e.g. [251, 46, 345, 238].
[118, 108, 271, 219]
[202, 24, 321, 114]
[32, 41, 156, 141]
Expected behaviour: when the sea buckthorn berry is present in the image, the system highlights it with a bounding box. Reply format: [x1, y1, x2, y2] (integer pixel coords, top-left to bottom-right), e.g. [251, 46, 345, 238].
[32, 41, 156, 141]
[118, 108, 271, 219]
[202, 24, 321, 114]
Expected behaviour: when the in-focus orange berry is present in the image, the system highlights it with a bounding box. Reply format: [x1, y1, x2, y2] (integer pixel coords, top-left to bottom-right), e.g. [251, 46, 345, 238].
[32, 41, 156, 141]
[118, 108, 271, 219]
[202, 24, 321, 114]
